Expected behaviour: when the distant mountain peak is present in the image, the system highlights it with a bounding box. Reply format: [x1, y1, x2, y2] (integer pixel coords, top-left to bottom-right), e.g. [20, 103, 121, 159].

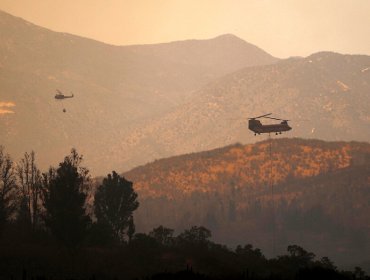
[0, 10, 279, 174]
[213, 33, 243, 40]
[211, 33, 259, 46]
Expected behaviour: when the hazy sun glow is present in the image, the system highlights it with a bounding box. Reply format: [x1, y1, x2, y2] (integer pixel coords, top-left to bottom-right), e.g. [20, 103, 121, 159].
[0, 0, 370, 58]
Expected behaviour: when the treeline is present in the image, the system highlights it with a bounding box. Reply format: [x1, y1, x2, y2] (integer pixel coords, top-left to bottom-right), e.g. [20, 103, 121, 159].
[0, 146, 369, 279]
[0, 146, 138, 247]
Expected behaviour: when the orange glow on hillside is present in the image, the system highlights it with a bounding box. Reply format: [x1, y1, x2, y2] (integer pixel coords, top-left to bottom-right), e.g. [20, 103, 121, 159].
[0, 101, 15, 107]
[0, 101, 15, 114]
[0, 109, 14, 114]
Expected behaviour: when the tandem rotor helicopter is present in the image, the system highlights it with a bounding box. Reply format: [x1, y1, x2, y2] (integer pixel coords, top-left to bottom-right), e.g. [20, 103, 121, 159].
[54, 89, 74, 112]
[248, 113, 292, 135]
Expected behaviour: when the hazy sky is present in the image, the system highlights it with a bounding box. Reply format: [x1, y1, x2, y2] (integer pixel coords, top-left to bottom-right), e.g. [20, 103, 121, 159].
[1, 0, 370, 58]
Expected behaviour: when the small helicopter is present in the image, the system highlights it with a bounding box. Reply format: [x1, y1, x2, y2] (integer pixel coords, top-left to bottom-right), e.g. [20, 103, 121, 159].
[54, 89, 74, 100]
[54, 89, 74, 113]
[248, 113, 292, 135]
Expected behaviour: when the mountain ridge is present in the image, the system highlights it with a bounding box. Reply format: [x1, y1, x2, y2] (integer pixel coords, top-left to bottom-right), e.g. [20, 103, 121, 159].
[0, 10, 278, 174]
[1, 10, 369, 176]
[112, 51, 370, 172]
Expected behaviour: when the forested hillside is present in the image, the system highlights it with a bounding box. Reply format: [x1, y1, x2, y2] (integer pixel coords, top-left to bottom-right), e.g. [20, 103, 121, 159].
[124, 138, 370, 265]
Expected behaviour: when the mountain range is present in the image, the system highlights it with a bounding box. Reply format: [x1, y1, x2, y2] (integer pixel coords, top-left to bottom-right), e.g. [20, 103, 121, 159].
[0, 10, 277, 174]
[119, 52, 370, 171]
[0, 10, 369, 177]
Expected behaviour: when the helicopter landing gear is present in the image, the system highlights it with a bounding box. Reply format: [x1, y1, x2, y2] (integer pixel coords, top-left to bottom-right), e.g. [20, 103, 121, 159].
[63, 108, 66, 113]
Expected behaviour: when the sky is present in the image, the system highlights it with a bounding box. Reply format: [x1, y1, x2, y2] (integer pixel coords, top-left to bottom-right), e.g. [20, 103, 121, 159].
[0, 0, 370, 58]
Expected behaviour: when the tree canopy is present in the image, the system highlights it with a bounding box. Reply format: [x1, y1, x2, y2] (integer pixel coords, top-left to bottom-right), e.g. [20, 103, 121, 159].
[94, 171, 139, 243]
[42, 149, 91, 247]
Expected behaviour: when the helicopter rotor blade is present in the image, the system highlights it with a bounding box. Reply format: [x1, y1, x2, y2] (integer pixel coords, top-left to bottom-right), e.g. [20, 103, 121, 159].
[263, 116, 290, 121]
[248, 113, 272, 120]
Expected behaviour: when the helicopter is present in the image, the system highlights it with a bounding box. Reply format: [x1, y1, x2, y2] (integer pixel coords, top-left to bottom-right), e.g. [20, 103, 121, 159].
[248, 113, 292, 135]
[54, 89, 74, 100]
[54, 89, 74, 113]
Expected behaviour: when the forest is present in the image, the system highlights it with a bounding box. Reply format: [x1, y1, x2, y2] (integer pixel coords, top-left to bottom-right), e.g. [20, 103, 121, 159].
[126, 139, 370, 265]
[0, 145, 369, 279]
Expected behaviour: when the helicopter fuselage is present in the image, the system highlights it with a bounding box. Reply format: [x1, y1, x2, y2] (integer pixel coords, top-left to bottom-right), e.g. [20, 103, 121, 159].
[55, 94, 74, 100]
[248, 119, 291, 134]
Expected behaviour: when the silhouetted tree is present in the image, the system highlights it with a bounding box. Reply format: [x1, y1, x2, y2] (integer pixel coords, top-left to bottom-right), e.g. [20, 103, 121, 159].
[0, 146, 16, 233]
[287, 244, 315, 262]
[235, 244, 266, 278]
[284, 244, 316, 271]
[235, 244, 264, 260]
[42, 149, 91, 248]
[127, 215, 135, 243]
[94, 171, 139, 243]
[129, 233, 159, 257]
[354, 266, 367, 280]
[16, 151, 42, 231]
[177, 226, 211, 246]
[318, 256, 336, 270]
[149, 225, 174, 246]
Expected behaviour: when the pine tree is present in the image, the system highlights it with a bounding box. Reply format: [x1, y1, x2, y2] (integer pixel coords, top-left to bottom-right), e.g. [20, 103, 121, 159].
[42, 149, 91, 248]
[94, 171, 139, 243]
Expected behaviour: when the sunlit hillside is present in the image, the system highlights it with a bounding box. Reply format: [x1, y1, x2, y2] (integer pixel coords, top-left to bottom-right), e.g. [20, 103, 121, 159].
[124, 138, 370, 265]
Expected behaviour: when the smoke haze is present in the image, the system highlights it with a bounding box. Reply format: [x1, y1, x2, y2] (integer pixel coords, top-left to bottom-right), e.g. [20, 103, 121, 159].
[0, 0, 370, 57]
